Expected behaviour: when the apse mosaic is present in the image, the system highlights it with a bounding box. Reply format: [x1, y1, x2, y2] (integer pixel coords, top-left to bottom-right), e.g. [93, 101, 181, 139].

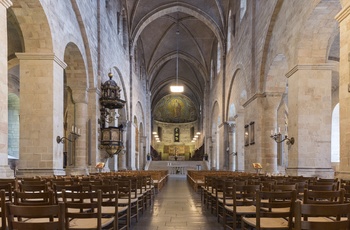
[153, 95, 197, 123]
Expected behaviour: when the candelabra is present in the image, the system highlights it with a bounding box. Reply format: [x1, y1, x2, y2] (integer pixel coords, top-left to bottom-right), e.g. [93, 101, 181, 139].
[57, 125, 81, 144]
[270, 130, 294, 145]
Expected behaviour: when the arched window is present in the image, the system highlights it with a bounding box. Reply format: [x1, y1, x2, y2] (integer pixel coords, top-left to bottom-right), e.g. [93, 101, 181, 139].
[227, 10, 232, 51]
[240, 0, 247, 21]
[331, 103, 339, 162]
[217, 43, 221, 75]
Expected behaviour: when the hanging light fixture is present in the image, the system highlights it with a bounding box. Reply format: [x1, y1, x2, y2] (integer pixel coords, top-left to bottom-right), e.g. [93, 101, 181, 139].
[170, 14, 184, 93]
[99, 71, 126, 157]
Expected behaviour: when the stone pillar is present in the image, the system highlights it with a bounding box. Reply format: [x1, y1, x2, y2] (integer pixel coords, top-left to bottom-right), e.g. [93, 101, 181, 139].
[112, 155, 118, 171]
[15, 53, 67, 176]
[227, 123, 236, 171]
[124, 121, 135, 170]
[262, 94, 282, 174]
[218, 123, 227, 170]
[0, 0, 14, 177]
[87, 87, 100, 172]
[286, 64, 334, 178]
[118, 151, 127, 170]
[140, 136, 147, 169]
[336, 4, 350, 179]
[235, 114, 245, 171]
[66, 89, 88, 175]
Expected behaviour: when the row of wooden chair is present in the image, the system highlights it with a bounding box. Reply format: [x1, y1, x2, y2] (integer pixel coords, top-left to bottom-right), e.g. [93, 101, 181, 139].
[201, 176, 350, 230]
[0, 174, 160, 230]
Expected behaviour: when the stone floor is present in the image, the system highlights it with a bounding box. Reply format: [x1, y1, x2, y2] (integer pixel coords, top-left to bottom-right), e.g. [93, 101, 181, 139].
[131, 174, 223, 230]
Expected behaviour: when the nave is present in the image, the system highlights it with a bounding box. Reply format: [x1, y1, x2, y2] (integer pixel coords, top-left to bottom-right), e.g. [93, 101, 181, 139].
[131, 174, 222, 230]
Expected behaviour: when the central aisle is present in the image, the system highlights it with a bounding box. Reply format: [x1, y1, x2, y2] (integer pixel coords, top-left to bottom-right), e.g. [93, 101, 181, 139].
[131, 174, 223, 230]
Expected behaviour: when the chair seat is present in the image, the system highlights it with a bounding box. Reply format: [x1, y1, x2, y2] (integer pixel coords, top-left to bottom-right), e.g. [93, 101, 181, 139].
[24, 217, 60, 223]
[118, 197, 138, 204]
[290, 216, 334, 222]
[68, 217, 114, 229]
[225, 205, 256, 214]
[242, 217, 289, 229]
[102, 206, 128, 214]
[260, 207, 290, 213]
[218, 198, 233, 205]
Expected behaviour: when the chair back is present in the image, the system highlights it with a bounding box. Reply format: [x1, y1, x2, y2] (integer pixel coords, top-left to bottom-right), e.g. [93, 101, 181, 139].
[14, 190, 54, 206]
[62, 189, 102, 230]
[6, 202, 64, 230]
[0, 190, 6, 230]
[294, 200, 350, 230]
[18, 182, 48, 192]
[256, 190, 297, 228]
[307, 183, 337, 191]
[53, 184, 82, 204]
[303, 188, 345, 204]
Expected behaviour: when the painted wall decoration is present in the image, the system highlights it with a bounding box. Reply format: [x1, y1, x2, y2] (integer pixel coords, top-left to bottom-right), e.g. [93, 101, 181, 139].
[153, 95, 197, 123]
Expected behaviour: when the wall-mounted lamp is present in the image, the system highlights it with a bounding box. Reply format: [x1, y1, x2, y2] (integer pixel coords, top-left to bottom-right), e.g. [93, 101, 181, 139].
[270, 128, 294, 145]
[226, 147, 237, 156]
[57, 125, 80, 144]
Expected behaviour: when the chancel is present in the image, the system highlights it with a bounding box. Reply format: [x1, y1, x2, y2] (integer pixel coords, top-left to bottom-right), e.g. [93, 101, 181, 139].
[1, 0, 350, 229]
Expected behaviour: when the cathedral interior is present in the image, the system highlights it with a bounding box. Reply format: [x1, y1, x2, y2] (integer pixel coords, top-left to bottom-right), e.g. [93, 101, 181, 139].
[1, 0, 350, 180]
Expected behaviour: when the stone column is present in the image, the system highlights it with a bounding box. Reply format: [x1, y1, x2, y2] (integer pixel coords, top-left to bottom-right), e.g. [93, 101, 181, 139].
[285, 64, 334, 178]
[336, 4, 350, 179]
[227, 123, 236, 171]
[118, 151, 127, 170]
[15, 53, 67, 176]
[140, 136, 147, 169]
[66, 89, 88, 175]
[218, 123, 227, 170]
[235, 114, 245, 172]
[124, 121, 134, 170]
[262, 94, 282, 174]
[0, 0, 14, 177]
[87, 87, 100, 172]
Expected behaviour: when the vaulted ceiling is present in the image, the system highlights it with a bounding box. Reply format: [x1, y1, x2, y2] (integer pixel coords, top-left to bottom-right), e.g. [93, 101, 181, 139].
[125, 0, 231, 113]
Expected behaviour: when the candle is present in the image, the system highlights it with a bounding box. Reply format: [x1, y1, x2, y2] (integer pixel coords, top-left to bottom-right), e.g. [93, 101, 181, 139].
[271, 130, 273, 136]
[72, 125, 74, 132]
[78, 129, 81, 135]
[278, 127, 281, 134]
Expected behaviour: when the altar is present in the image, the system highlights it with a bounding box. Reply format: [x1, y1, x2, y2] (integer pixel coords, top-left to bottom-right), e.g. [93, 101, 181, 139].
[168, 156, 185, 161]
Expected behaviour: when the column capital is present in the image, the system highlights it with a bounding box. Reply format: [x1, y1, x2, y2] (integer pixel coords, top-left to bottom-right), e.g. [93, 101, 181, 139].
[71, 88, 88, 104]
[15, 52, 67, 69]
[335, 3, 350, 23]
[285, 63, 337, 78]
[0, 0, 12, 9]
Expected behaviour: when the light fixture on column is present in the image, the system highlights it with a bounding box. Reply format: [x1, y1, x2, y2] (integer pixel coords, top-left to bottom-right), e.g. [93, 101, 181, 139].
[170, 15, 184, 93]
[270, 127, 294, 145]
[56, 125, 80, 144]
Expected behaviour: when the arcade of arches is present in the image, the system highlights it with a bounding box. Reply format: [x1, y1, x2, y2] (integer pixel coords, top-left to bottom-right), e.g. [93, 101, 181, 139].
[1, 0, 350, 179]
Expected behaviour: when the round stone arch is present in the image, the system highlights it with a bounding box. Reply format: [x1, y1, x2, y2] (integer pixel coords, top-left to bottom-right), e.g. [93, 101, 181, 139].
[110, 66, 129, 122]
[225, 66, 247, 121]
[264, 54, 288, 93]
[130, 4, 224, 58]
[148, 52, 207, 86]
[297, 0, 341, 64]
[10, 0, 53, 52]
[64, 42, 88, 93]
